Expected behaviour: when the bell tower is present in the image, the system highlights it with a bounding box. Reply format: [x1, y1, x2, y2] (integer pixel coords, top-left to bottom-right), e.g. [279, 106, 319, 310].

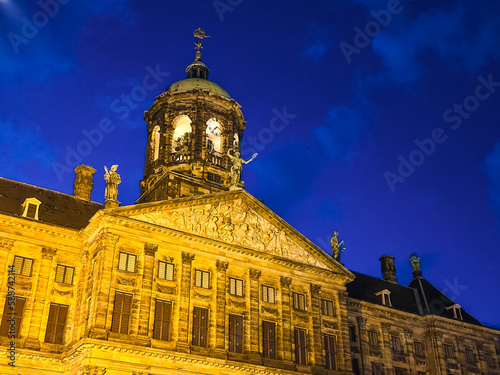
[137, 29, 247, 203]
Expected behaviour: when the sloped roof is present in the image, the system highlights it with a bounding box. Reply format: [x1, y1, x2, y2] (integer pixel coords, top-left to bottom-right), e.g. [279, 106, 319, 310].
[0, 177, 103, 230]
[347, 271, 423, 315]
[409, 276, 482, 326]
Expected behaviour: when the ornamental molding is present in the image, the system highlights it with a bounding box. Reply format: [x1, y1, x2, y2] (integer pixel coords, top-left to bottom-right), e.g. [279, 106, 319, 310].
[261, 306, 279, 316]
[78, 365, 106, 375]
[280, 276, 292, 287]
[249, 269, 261, 280]
[144, 243, 158, 257]
[323, 319, 338, 330]
[51, 287, 73, 297]
[116, 275, 137, 286]
[42, 246, 57, 260]
[156, 284, 177, 295]
[0, 217, 79, 241]
[310, 283, 321, 295]
[216, 260, 229, 272]
[228, 299, 247, 310]
[0, 237, 14, 250]
[182, 252, 195, 264]
[293, 312, 309, 323]
[193, 291, 212, 301]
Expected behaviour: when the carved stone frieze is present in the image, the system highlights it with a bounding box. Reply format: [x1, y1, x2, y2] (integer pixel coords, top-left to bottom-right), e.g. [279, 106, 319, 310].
[42, 246, 57, 260]
[51, 288, 73, 297]
[261, 306, 279, 316]
[131, 199, 329, 269]
[249, 269, 261, 280]
[116, 275, 137, 286]
[193, 291, 212, 301]
[16, 280, 32, 290]
[216, 260, 229, 272]
[181, 252, 195, 264]
[0, 238, 14, 250]
[382, 323, 391, 332]
[144, 243, 158, 257]
[280, 276, 292, 287]
[78, 365, 106, 375]
[310, 283, 321, 295]
[323, 319, 338, 330]
[156, 285, 176, 294]
[228, 299, 246, 309]
[293, 312, 309, 323]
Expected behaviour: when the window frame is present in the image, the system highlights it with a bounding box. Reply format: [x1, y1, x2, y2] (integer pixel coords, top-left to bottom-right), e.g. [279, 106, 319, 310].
[228, 314, 243, 353]
[55, 264, 75, 285]
[349, 325, 357, 343]
[158, 261, 175, 281]
[324, 334, 337, 370]
[294, 327, 307, 365]
[153, 299, 172, 341]
[391, 335, 403, 353]
[443, 343, 455, 359]
[368, 330, 379, 347]
[465, 348, 475, 363]
[292, 292, 306, 311]
[262, 320, 276, 359]
[192, 306, 209, 347]
[194, 269, 210, 289]
[414, 340, 425, 357]
[229, 277, 244, 297]
[44, 303, 69, 344]
[0, 296, 26, 338]
[110, 291, 132, 334]
[13, 256, 34, 277]
[262, 285, 275, 304]
[394, 367, 406, 375]
[321, 299, 335, 317]
[371, 362, 382, 375]
[118, 252, 137, 273]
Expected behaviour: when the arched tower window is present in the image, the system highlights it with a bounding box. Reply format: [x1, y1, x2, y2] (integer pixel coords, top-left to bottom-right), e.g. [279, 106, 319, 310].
[151, 125, 160, 161]
[172, 115, 192, 153]
[206, 118, 222, 153]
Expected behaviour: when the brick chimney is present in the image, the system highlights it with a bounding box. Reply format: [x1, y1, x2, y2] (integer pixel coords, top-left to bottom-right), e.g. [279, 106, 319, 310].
[73, 165, 96, 201]
[379, 255, 398, 283]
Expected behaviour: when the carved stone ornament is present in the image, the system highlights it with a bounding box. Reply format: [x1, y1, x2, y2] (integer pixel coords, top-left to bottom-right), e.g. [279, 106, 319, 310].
[323, 320, 338, 330]
[78, 365, 106, 375]
[310, 283, 321, 295]
[51, 288, 73, 297]
[0, 238, 14, 250]
[216, 260, 229, 272]
[156, 285, 176, 295]
[261, 306, 279, 316]
[42, 246, 57, 260]
[228, 299, 247, 309]
[356, 316, 366, 330]
[404, 328, 414, 338]
[144, 243, 158, 257]
[193, 291, 212, 301]
[131, 199, 330, 269]
[280, 276, 292, 287]
[181, 252, 195, 264]
[249, 269, 261, 280]
[338, 291, 348, 304]
[381, 323, 392, 332]
[17, 280, 32, 291]
[116, 275, 137, 286]
[293, 312, 309, 323]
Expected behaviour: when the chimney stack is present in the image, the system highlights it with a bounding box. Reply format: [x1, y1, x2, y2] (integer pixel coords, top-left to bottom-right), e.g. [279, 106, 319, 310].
[73, 165, 96, 201]
[409, 253, 422, 278]
[379, 255, 398, 283]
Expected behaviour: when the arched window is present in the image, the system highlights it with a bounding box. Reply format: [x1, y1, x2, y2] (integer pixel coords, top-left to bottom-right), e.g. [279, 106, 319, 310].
[151, 125, 160, 161]
[206, 118, 222, 153]
[172, 115, 192, 152]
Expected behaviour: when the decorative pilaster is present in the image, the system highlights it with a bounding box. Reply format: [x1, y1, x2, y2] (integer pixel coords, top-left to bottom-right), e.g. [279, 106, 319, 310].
[25, 246, 57, 349]
[248, 268, 261, 363]
[137, 243, 158, 342]
[381, 322, 393, 370]
[337, 291, 352, 372]
[90, 232, 119, 339]
[310, 283, 324, 368]
[357, 316, 370, 375]
[280, 276, 293, 364]
[177, 252, 194, 352]
[215, 260, 229, 356]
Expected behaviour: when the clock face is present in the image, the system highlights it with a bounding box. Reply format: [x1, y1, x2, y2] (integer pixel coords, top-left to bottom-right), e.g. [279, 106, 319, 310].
[207, 118, 221, 136]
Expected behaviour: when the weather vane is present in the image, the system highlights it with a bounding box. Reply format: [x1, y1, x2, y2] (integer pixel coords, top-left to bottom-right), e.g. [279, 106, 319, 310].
[193, 28, 209, 59]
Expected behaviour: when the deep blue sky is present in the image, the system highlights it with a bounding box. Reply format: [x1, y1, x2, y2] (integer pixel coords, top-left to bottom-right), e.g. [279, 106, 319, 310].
[1, 0, 499, 328]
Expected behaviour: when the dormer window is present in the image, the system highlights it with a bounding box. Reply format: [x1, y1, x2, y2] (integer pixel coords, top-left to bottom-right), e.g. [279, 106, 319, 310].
[375, 289, 392, 307]
[21, 198, 42, 220]
[446, 304, 463, 320]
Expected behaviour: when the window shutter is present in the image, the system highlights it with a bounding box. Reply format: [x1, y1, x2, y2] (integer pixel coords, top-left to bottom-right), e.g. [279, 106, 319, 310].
[64, 267, 74, 284]
[202, 271, 210, 288]
[192, 307, 200, 346]
[118, 253, 127, 271]
[0, 299, 11, 336]
[162, 301, 172, 341]
[153, 300, 163, 339]
[121, 293, 132, 334]
[158, 261, 166, 279]
[13, 297, 25, 338]
[127, 255, 136, 272]
[199, 307, 208, 347]
[229, 314, 243, 353]
[54, 305, 68, 344]
[13, 256, 23, 275]
[268, 287, 275, 303]
[26, 203, 37, 218]
[269, 321, 276, 359]
[111, 292, 123, 333]
[229, 278, 235, 295]
[166, 263, 174, 281]
[153, 300, 172, 341]
[55, 265, 64, 283]
[45, 304, 57, 343]
[236, 279, 243, 296]
[195, 270, 202, 287]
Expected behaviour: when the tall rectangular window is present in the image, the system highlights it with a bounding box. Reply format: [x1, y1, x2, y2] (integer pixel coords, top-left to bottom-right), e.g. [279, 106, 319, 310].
[262, 285, 275, 303]
[194, 269, 210, 289]
[158, 261, 174, 281]
[111, 291, 132, 334]
[262, 320, 276, 359]
[465, 348, 475, 363]
[292, 292, 305, 311]
[55, 264, 74, 284]
[44, 303, 69, 344]
[371, 362, 382, 375]
[294, 327, 307, 365]
[414, 340, 425, 357]
[392, 336, 402, 353]
[0, 297, 26, 338]
[153, 299, 172, 341]
[229, 278, 243, 297]
[228, 314, 243, 353]
[443, 343, 455, 359]
[325, 334, 336, 370]
[13, 256, 33, 276]
[368, 330, 379, 346]
[352, 358, 360, 375]
[192, 307, 208, 347]
[395, 367, 406, 375]
[485, 353, 495, 368]
[321, 299, 335, 317]
[118, 252, 136, 272]
[349, 326, 357, 342]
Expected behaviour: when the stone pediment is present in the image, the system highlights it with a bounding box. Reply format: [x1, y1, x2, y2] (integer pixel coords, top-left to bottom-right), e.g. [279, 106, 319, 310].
[122, 191, 345, 273]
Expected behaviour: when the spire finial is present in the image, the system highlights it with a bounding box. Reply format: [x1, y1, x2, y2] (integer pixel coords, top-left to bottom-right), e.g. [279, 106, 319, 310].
[193, 28, 209, 60]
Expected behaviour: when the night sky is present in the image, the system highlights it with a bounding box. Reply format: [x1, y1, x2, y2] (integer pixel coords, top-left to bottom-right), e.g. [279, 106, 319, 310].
[1, 1, 499, 328]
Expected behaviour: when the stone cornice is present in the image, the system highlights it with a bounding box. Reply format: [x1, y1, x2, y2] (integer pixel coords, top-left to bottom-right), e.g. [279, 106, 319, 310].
[0, 215, 80, 242]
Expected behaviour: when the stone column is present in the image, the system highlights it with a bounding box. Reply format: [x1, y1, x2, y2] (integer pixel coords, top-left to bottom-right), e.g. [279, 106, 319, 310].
[424, 329, 445, 375]
[90, 232, 119, 339]
[248, 268, 261, 364]
[280, 276, 293, 364]
[338, 291, 352, 372]
[381, 322, 393, 371]
[310, 283, 324, 369]
[176, 252, 194, 352]
[25, 246, 57, 349]
[71, 249, 90, 341]
[137, 243, 157, 344]
[214, 260, 229, 357]
[357, 316, 370, 375]
[404, 328, 415, 374]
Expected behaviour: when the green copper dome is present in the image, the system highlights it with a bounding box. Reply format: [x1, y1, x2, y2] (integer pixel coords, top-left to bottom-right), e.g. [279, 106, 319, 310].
[165, 78, 231, 99]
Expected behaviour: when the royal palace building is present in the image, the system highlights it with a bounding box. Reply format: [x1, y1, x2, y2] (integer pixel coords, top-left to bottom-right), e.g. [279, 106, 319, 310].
[0, 32, 499, 375]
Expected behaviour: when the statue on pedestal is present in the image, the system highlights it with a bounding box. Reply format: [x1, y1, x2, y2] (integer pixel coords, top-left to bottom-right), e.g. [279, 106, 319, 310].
[330, 231, 345, 262]
[227, 149, 258, 189]
[104, 165, 121, 206]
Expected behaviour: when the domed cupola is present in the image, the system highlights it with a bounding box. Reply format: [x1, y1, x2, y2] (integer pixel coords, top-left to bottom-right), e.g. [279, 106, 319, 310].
[137, 29, 247, 203]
